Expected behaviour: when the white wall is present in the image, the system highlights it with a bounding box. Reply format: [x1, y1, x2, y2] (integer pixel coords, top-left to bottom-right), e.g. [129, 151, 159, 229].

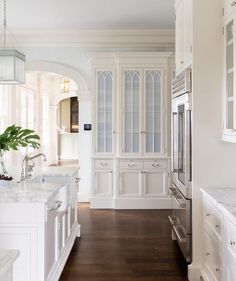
[190, 0, 236, 278]
[78, 99, 92, 202]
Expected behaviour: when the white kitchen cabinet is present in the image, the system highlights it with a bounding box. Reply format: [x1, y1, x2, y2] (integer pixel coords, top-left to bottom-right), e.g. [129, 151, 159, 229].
[175, 0, 193, 74]
[201, 190, 236, 281]
[94, 170, 113, 197]
[223, 5, 236, 142]
[90, 158, 114, 207]
[122, 69, 164, 155]
[94, 70, 115, 154]
[118, 159, 168, 199]
[0, 173, 79, 281]
[90, 52, 173, 209]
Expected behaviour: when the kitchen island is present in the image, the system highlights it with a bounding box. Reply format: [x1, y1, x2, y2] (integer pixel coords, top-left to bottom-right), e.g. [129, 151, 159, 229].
[0, 167, 80, 281]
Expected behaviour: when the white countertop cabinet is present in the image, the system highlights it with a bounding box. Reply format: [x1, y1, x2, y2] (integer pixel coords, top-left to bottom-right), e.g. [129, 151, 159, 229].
[0, 168, 80, 281]
[201, 188, 236, 281]
[89, 53, 173, 209]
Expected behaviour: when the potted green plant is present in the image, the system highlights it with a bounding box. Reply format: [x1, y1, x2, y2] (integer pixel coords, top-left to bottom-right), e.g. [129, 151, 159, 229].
[0, 124, 40, 181]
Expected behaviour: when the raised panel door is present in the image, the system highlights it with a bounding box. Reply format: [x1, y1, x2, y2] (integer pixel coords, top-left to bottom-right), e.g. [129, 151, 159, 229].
[144, 171, 166, 197]
[94, 170, 113, 196]
[119, 171, 142, 197]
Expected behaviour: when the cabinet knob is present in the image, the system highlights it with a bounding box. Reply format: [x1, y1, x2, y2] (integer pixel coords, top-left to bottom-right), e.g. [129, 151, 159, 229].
[113, 131, 116, 134]
[231, 1, 236, 7]
[180, 60, 184, 64]
[230, 241, 236, 246]
[205, 252, 211, 256]
[215, 268, 220, 272]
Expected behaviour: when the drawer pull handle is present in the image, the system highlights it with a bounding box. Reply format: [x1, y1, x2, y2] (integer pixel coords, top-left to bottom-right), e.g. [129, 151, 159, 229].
[215, 268, 220, 272]
[152, 164, 160, 167]
[100, 163, 108, 166]
[231, 1, 236, 6]
[206, 213, 211, 217]
[205, 252, 211, 256]
[128, 164, 135, 167]
[230, 241, 236, 246]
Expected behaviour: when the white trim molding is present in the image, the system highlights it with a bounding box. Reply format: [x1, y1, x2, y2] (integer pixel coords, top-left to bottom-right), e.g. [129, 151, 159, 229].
[14, 29, 175, 49]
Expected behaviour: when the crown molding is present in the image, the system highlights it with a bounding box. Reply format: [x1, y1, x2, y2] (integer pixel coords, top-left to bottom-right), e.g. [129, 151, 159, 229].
[11, 29, 175, 49]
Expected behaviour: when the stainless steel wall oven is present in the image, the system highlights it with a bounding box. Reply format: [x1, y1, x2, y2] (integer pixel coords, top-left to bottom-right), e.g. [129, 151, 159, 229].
[169, 68, 192, 262]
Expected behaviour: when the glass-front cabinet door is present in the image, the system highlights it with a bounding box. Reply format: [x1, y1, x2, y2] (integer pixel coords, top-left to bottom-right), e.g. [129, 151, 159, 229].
[145, 70, 162, 154]
[223, 14, 236, 142]
[95, 70, 114, 153]
[123, 70, 141, 154]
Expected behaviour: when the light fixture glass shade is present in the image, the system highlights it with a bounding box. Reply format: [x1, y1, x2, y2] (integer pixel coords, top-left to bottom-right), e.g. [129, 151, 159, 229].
[0, 49, 25, 84]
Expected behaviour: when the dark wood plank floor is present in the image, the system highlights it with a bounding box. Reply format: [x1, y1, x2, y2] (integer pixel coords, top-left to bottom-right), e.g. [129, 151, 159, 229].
[60, 204, 188, 281]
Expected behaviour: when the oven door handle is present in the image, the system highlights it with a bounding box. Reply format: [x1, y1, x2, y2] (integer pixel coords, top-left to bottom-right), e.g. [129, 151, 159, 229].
[169, 188, 186, 209]
[185, 109, 191, 182]
[172, 112, 178, 173]
[173, 225, 187, 243]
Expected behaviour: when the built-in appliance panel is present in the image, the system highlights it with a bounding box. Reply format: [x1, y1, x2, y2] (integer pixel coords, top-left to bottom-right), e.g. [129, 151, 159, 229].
[202, 197, 224, 240]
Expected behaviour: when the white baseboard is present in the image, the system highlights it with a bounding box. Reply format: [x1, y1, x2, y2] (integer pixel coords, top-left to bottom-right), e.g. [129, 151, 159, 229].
[90, 197, 171, 209]
[90, 197, 114, 209]
[78, 193, 90, 203]
[188, 263, 202, 281]
[115, 198, 171, 209]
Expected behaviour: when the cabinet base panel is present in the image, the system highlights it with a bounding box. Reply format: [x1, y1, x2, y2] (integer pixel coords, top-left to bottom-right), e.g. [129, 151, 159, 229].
[188, 263, 201, 281]
[90, 197, 171, 209]
[47, 222, 80, 281]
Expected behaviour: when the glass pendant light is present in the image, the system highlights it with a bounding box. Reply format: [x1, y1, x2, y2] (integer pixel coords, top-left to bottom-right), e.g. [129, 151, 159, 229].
[0, 0, 25, 84]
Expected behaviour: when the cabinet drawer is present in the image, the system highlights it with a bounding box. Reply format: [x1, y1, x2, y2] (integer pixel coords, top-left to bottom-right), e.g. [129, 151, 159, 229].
[144, 160, 167, 169]
[119, 160, 143, 170]
[203, 231, 222, 281]
[94, 159, 113, 169]
[202, 198, 224, 240]
[224, 0, 236, 18]
[226, 218, 236, 261]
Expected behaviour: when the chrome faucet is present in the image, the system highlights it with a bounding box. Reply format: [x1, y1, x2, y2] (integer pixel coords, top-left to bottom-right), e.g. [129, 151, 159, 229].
[21, 153, 47, 181]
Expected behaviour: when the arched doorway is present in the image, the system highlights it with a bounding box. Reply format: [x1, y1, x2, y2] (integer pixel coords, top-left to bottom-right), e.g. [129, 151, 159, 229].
[26, 61, 92, 202]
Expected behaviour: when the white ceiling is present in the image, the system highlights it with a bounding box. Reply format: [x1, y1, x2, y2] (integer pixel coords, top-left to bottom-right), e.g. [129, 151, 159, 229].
[6, 0, 175, 30]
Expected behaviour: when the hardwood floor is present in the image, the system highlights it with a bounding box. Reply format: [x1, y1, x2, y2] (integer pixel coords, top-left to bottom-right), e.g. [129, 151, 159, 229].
[60, 204, 188, 281]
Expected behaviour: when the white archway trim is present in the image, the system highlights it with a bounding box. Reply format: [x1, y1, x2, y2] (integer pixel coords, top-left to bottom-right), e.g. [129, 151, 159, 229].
[50, 92, 77, 106]
[26, 60, 91, 94]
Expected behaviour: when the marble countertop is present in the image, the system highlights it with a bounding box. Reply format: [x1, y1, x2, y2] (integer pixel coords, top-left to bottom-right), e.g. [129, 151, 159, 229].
[201, 187, 236, 223]
[0, 166, 79, 204]
[0, 250, 19, 278]
[0, 181, 62, 203]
